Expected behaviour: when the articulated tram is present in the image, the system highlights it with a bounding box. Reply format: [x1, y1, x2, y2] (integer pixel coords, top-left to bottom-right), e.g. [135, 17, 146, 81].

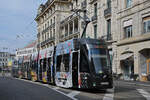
[12, 38, 113, 89]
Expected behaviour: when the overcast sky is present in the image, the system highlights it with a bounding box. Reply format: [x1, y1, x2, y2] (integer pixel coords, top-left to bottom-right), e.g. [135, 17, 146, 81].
[0, 0, 47, 53]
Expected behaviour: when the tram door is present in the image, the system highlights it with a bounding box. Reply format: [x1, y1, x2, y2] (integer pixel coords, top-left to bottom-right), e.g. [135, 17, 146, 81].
[39, 60, 43, 81]
[72, 52, 78, 87]
[47, 58, 51, 83]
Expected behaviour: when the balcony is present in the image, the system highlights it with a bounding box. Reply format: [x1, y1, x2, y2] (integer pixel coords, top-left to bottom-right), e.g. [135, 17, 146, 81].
[91, 15, 97, 22]
[46, 37, 55, 43]
[107, 34, 112, 41]
[60, 34, 64, 39]
[101, 34, 112, 41]
[104, 8, 111, 18]
[41, 40, 46, 47]
[89, 0, 97, 4]
[41, 37, 55, 47]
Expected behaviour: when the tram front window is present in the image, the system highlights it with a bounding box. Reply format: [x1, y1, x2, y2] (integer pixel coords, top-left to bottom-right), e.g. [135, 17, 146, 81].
[90, 48, 110, 74]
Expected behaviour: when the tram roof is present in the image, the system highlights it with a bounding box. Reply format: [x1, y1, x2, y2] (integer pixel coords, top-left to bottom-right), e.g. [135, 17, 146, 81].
[55, 38, 106, 55]
[39, 46, 54, 59]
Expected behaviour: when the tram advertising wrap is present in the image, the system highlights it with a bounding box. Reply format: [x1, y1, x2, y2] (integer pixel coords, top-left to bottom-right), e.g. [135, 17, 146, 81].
[12, 38, 113, 90]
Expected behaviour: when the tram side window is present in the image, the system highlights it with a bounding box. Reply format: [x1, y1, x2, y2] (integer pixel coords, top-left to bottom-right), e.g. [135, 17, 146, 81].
[63, 54, 69, 72]
[56, 54, 70, 72]
[47, 58, 51, 69]
[40, 60, 42, 69]
[80, 50, 90, 73]
[43, 59, 47, 72]
[72, 52, 78, 71]
[56, 55, 62, 72]
[34, 61, 38, 70]
[48, 58, 51, 66]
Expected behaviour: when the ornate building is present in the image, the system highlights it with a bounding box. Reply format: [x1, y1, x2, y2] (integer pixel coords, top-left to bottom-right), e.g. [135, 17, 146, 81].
[35, 0, 150, 81]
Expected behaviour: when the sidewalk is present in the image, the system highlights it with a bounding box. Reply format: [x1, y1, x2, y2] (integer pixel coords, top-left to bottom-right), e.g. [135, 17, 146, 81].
[115, 79, 150, 87]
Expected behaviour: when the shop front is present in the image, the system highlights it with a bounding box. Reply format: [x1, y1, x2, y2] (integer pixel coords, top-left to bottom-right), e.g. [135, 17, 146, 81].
[139, 49, 150, 81]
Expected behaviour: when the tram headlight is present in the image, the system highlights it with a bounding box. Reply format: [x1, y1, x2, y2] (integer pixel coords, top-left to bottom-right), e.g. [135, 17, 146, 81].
[93, 82, 96, 87]
[98, 70, 103, 74]
[84, 77, 87, 79]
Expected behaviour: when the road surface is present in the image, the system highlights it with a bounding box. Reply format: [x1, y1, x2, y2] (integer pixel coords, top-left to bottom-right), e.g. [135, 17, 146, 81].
[0, 76, 150, 100]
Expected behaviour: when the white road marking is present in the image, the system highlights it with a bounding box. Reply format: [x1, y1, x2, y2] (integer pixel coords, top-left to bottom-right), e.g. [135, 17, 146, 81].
[53, 86, 60, 90]
[15, 78, 79, 100]
[67, 91, 80, 98]
[52, 88, 79, 100]
[137, 89, 150, 100]
[103, 88, 114, 100]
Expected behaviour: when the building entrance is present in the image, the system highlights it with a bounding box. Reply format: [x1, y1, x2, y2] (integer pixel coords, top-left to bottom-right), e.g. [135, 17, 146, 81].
[121, 60, 134, 80]
[120, 52, 134, 80]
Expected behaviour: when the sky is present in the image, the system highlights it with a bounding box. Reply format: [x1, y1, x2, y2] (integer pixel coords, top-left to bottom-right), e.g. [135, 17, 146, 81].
[0, 0, 47, 53]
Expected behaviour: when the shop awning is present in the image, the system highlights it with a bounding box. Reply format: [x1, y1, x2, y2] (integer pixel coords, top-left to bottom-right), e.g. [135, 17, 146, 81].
[120, 53, 133, 61]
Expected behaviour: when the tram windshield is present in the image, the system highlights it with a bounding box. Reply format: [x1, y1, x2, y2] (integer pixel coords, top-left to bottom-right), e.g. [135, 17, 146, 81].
[89, 46, 110, 74]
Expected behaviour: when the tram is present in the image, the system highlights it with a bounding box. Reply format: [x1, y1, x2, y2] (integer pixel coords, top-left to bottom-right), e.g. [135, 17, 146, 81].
[55, 38, 113, 89]
[13, 38, 113, 89]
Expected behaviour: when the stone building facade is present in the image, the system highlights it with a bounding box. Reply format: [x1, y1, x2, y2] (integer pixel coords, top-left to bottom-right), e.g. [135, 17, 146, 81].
[0, 52, 15, 71]
[35, 0, 72, 50]
[0, 52, 9, 67]
[35, 0, 150, 81]
[116, 0, 150, 81]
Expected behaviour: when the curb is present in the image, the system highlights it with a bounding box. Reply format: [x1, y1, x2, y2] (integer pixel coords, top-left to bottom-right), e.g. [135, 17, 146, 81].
[115, 80, 150, 87]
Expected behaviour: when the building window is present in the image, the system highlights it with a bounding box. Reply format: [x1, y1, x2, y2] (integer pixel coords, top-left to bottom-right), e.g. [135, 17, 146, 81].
[124, 26, 132, 38]
[50, 29, 52, 38]
[74, 18, 78, 33]
[51, 19, 52, 25]
[48, 21, 49, 27]
[94, 24, 97, 39]
[53, 28, 55, 38]
[48, 32, 50, 38]
[45, 34, 46, 41]
[126, 0, 132, 8]
[107, 19, 111, 40]
[54, 17, 55, 23]
[65, 24, 68, 36]
[69, 21, 73, 34]
[107, 0, 111, 8]
[143, 17, 150, 34]
[94, 3, 97, 17]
